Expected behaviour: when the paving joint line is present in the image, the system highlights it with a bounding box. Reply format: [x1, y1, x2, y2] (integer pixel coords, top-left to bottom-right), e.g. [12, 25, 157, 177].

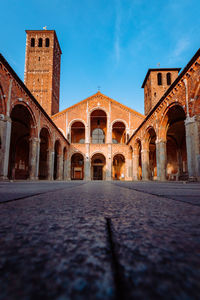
[0, 182, 88, 205]
[110, 182, 200, 208]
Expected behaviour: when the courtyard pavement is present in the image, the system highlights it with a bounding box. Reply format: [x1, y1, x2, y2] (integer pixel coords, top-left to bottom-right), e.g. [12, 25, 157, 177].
[0, 181, 200, 299]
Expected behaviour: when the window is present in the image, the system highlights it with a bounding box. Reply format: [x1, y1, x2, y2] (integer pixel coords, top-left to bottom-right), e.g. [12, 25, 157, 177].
[167, 72, 171, 85]
[92, 128, 105, 144]
[45, 38, 50, 47]
[38, 38, 43, 47]
[31, 38, 35, 47]
[157, 73, 162, 85]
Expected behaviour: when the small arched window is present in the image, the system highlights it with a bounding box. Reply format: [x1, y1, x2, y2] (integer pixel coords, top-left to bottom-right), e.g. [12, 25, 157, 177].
[92, 128, 105, 144]
[38, 38, 43, 47]
[31, 38, 35, 47]
[45, 38, 50, 47]
[157, 73, 162, 85]
[167, 72, 171, 85]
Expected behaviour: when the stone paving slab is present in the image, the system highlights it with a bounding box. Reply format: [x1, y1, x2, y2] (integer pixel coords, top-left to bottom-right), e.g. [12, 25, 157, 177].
[112, 181, 200, 205]
[0, 181, 200, 299]
[0, 181, 86, 203]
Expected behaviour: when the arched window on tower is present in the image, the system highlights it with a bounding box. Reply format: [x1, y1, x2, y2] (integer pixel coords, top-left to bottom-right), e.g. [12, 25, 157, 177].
[167, 72, 171, 85]
[45, 38, 50, 47]
[31, 38, 35, 47]
[38, 38, 43, 47]
[157, 73, 162, 85]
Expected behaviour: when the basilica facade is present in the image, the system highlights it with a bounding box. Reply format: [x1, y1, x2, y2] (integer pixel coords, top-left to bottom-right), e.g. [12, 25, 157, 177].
[0, 30, 200, 181]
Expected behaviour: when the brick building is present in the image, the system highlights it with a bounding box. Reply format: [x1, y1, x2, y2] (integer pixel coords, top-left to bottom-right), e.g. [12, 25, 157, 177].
[0, 30, 200, 181]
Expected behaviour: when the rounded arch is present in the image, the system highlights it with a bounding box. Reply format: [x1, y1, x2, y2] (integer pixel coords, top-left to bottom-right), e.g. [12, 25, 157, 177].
[89, 106, 108, 116]
[8, 104, 36, 179]
[10, 102, 38, 137]
[71, 152, 84, 180]
[38, 127, 51, 180]
[159, 102, 186, 141]
[160, 104, 187, 180]
[111, 118, 128, 128]
[112, 120, 127, 144]
[90, 109, 107, 144]
[113, 153, 125, 180]
[91, 153, 106, 180]
[145, 126, 157, 180]
[134, 138, 142, 180]
[69, 119, 86, 144]
[53, 139, 62, 180]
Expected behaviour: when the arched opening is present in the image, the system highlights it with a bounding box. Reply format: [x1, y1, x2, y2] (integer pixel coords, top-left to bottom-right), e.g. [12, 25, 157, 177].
[38, 38, 43, 47]
[31, 38, 35, 47]
[8, 105, 34, 179]
[90, 110, 107, 143]
[91, 153, 106, 180]
[167, 72, 171, 85]
[157, 73, 162, 85]
[166, 105, 187, 180]
[71, 121, 85, 143]
[54, 140, 61, 180]
[63, 147, 67, 179]
[39, 128, 50, 180]
[147, 128, 157, 180]
[112, 121, 126, 144]
[113, 154, 125, 180]
[135, 139, 142, 180]
[45, 38, 50, 47]
[71, 153, 84, 180]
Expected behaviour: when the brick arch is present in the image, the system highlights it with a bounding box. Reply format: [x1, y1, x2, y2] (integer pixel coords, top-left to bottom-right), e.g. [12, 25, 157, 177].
[10, 102, 38, 137]
[70, 151, 85, 160]
[112, 151, 126, 161]
[39, 126, 52, 148]
[90, 151, 106, 160]
[89, 106, 108, 116]
[111, 119, 128, 129]
[158, 102, 185, 141]
[68, 118, 87, 128]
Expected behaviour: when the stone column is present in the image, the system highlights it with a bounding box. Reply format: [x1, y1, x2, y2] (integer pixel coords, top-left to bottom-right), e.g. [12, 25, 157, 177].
[141, 145, 149, 180]
[84, 143, 91, 180]
[63, 158, 68, 180]
[132, 150, 139, 181]
[29, 137, 40, 180]
[66, 152, 71, 180]
[106, 144, 112, 180]
[0, 116, 11, 180]
[47, 150, 54, 180]
[56, 154, 63, 180]
[185, 116, 199, 180]
[156, 140, 167, 181]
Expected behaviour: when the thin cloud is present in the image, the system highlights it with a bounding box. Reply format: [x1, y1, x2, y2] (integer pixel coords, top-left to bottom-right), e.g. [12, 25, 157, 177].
[168, 37, 190, 64]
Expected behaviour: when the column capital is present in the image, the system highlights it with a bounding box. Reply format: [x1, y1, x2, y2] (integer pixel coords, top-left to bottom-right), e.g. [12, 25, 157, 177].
[0, 115, 11, 122]
[184, 116, 195, 125]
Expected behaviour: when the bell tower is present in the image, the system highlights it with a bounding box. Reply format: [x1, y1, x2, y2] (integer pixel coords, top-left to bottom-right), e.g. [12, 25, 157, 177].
[142, 68, 181, 116]
[24, 29, 62, 116]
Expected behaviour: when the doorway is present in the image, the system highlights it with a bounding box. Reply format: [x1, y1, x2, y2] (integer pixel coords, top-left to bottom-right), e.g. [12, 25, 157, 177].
[93, 165, 103, 180]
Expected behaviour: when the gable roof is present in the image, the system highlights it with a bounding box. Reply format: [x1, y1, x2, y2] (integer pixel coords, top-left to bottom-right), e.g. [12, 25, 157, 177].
[52, 91, 145, 119]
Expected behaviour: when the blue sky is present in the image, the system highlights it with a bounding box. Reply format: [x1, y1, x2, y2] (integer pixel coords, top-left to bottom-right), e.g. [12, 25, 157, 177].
[1, 0, 200, 114]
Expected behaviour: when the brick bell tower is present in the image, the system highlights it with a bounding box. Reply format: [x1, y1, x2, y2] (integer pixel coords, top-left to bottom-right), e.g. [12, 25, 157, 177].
[24, 29, 62, 116]
[142, 68, 181, 116]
